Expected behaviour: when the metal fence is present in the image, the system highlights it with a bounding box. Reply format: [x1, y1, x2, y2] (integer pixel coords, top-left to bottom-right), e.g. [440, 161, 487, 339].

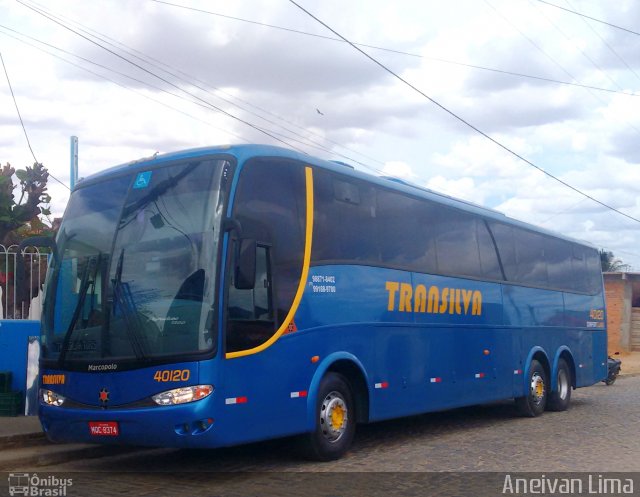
[0, 244, 50, 320]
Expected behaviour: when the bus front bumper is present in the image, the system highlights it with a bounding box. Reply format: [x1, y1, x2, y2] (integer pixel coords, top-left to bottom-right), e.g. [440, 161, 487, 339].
[39, 398, 229, 449]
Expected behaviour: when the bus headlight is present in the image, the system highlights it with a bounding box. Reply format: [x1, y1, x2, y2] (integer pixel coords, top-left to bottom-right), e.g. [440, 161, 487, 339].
[152, 385, 214, 406]
[41, 389, 66, 407]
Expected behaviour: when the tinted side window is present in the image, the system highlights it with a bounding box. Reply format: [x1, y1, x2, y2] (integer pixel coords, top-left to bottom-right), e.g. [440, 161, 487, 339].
[571, 245, 588, 293]
[376, 189, 437, 273]
[567, 244, 602, 294]
[585, 246, 603, 294]
[229, 159, 305, 334]
[489, 222, 517, 281]
[477, 220, 503, 280]
[546, 238, 573, 289]
[313, 171, 379, 264]
[514, 229, 548, 287]
[435, 208, 482, 278]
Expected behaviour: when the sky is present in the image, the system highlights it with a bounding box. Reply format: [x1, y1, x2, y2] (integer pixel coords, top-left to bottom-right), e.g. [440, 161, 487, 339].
[1, 0, 640, 268]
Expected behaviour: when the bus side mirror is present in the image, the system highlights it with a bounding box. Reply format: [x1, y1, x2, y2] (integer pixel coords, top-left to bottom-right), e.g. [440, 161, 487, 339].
[235, 238, 256, 290]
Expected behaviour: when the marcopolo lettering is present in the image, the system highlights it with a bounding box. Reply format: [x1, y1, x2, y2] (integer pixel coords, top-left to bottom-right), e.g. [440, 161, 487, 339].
[385, 281, 482, 316]
[87, 363, 118, 372]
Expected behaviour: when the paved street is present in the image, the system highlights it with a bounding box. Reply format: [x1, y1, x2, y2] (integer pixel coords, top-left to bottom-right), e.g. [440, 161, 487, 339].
[7, 375, 636, 495]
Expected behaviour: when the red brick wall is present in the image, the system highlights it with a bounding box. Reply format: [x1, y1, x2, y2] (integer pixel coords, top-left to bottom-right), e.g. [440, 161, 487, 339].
[604, 277, 625, 353]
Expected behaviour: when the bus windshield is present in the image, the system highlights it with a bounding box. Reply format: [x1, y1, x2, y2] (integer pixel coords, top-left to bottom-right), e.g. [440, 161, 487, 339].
[41, 158, 230, 368]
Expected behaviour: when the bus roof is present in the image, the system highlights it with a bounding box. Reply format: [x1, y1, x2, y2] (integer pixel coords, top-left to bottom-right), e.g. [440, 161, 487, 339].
[77, 144, 595, 249]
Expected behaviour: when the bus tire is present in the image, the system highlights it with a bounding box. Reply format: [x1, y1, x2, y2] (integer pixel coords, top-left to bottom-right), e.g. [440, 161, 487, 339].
[305, 372, 355, 461]
[547, 358, 572, 412]
[515, 359, 548, 417]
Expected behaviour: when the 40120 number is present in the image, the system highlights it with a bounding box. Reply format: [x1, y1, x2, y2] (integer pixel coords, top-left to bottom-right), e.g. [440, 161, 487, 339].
[153, 369, 190, 382]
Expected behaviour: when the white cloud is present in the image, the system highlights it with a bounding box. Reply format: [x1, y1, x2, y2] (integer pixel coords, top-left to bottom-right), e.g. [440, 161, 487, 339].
[425, 176, 486, 205]
[381, 161, 416, 180]
[1, 0, 640, 269]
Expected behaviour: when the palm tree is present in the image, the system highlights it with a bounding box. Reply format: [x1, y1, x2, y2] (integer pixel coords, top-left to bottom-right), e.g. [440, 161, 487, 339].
[600, 249, 630, 272]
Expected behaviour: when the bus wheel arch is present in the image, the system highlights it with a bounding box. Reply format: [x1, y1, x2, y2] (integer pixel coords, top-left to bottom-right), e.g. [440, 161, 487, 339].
[325, 359, 370, 424]
[307, 354, 370, 427]
[516, 349, 550, 417]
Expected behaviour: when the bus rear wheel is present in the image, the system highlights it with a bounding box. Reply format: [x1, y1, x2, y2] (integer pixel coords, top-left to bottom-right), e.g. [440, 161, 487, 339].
[547, 358, 572, 411]
[515, 359, 548, 417]
[305, 372, 355, 461]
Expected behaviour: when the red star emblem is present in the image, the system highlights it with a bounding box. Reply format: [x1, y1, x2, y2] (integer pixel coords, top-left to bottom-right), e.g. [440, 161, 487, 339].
[99, 388, 109, 403]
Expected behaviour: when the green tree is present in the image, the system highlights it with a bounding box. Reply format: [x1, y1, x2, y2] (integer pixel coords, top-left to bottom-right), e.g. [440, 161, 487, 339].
[599, 249, 630, 272]
[0, 162, 51, 246]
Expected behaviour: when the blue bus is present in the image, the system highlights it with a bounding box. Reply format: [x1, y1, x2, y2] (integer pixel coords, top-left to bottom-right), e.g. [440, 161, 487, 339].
[35, 144, 606, 460]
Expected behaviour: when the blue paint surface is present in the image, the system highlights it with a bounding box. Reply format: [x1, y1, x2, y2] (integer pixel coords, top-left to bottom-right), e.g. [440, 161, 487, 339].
[0, 320, 40, 394]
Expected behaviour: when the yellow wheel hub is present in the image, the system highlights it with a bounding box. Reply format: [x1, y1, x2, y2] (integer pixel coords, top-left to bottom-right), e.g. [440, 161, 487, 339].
[330, 404, 346, 430]
[530, 372, 546, 405]
[320, 391, 349, 442]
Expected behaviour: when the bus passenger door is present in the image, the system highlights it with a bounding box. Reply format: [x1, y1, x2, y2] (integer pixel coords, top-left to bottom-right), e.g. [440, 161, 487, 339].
[219, 158, 310, 444]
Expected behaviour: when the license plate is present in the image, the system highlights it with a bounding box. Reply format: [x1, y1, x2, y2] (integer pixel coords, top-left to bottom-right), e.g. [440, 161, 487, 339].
[88, 421, 119, 436]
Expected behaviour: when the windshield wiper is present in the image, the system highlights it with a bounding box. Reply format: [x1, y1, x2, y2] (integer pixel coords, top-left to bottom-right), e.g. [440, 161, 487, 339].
[58, 254, 100, 367]
[111, 249, 148, 362]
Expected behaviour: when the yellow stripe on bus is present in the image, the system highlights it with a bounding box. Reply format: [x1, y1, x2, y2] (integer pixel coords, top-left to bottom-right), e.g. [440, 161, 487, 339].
[226, 166, 314, 359]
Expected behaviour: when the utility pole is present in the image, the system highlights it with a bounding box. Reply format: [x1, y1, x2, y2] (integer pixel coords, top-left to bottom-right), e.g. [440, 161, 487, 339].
[70, 136, 78, 190]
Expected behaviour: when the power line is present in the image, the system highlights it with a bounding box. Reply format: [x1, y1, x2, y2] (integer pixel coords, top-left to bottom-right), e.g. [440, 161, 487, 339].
[0, 51, 70, 191]
[19, 0, 387, 173]
[150, 0, 640, 99]
[149, 0, 426, 58]
[1, 51, 38, 165]
[16, 0, 307, 154]
[287, 0, 640, 226]
[0, 26, 253, 145]
[24, 0, 397, 171]
[538, 196, 588, 225]
[16, 0, 640, 227]
[485, 0, 582, 89]
[537, 0, 640, 37]
[488, 0, 640, 145]
[562, 0, 640, 86]
[10, 1, 471, 205]
[16, 0, 392, 176]
[426, 57, 638, 97]
[527, 0, 624, 92]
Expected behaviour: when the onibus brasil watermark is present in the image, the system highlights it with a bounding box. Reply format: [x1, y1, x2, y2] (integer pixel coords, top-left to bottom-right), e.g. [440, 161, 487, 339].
[503, 474, 634, 495]
[7, 473, 73, 496]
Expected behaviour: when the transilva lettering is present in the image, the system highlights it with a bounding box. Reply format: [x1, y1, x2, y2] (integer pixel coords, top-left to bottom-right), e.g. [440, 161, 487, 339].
[42, 374, 65, 385]
[386, 282, 482, 316]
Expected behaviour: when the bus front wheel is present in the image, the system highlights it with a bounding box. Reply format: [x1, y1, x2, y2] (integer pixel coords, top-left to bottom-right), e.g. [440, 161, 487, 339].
[515, 359, 548, 417]
[305, 372, 356, 461]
